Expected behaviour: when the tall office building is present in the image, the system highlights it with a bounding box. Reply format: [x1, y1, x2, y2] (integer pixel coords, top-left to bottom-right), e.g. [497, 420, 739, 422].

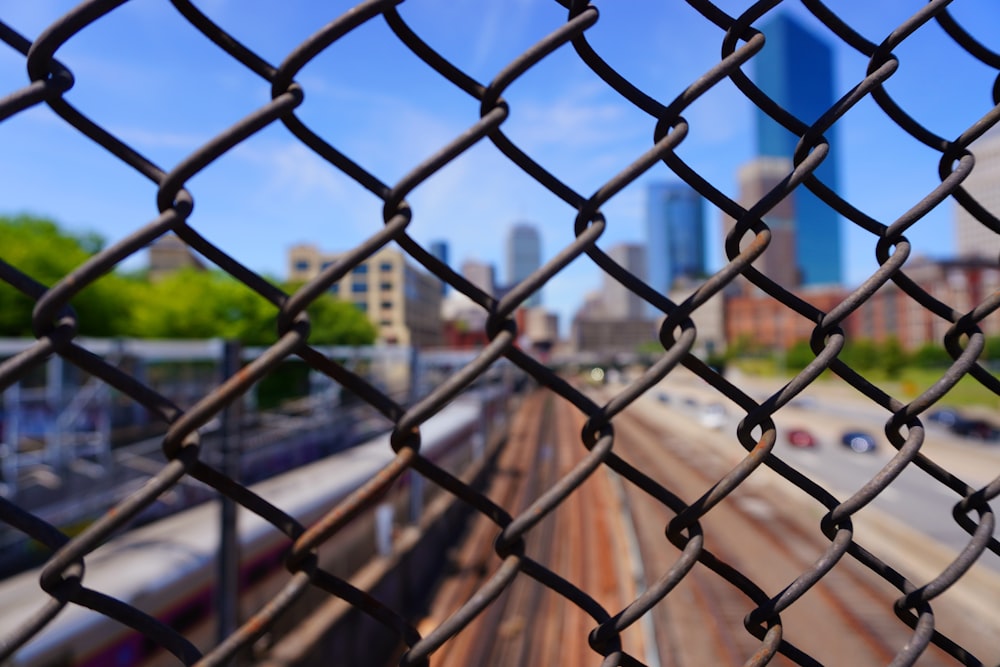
[646, 181, 706, 297]
[954, 127, 1000, 260]
[603, 243, 648, 319]
[429, 240, 449, 295]
[753, 13, 842, 286]
[506, 223, 542, 307]
[728, 156, 800, 286]
[461, 259, 497, 296]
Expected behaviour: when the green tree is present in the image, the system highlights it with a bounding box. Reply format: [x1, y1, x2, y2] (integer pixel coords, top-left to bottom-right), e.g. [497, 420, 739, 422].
[783, 339, 815, 372]
[839, 339, 879, 372]
[301, 288, 377, 345]
[984, 336, 1000, 362]
[880, 337, 908, 379]
[2, 214, 376, 346]
[127, 269, 267, 341]
[0, 214, 131, 337]
[911, 342, 952, 368]
[127, 271, 376, 346]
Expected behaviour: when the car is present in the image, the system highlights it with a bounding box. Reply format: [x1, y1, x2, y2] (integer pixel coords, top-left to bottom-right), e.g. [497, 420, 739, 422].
[786, 428, 817, 448]
[926, 408, 961, 428]
[697, 402, 727, 430]
[841, 431, 877, 453]
[949, 418, 1000, 442]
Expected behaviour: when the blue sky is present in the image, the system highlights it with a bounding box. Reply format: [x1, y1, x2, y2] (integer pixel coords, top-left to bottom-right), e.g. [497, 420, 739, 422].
[1, 1, 998, 333]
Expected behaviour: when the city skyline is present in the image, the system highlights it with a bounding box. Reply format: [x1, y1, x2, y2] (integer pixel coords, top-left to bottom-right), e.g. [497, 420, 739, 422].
[1, 4, 997, 333]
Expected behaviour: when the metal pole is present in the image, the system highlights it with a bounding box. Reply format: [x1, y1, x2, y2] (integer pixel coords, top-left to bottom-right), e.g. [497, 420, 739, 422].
[217, 340, 241, 645]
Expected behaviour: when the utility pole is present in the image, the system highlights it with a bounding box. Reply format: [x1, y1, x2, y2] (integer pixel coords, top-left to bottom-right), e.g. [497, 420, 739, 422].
[217, 340, 241, 645]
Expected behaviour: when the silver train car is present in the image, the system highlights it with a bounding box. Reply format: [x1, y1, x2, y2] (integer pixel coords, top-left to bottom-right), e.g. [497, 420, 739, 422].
[0, 388, 508, 666]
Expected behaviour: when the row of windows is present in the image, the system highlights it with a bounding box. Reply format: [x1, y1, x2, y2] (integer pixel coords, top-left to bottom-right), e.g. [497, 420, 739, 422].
[292, 259, 397, 274]
[329, 282, 394, 294]
[347, 300, 395, 311]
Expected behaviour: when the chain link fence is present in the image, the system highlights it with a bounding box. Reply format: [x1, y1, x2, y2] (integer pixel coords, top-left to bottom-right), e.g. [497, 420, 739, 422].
[1, 1, 999, 665]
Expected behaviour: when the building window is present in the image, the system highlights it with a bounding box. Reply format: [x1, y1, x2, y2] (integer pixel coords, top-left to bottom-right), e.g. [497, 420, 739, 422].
[380, 320, 392, 327]
[380, 282, 392, 291]
[294, 259, 310, 272]
[354, 302, 367, 313]
[322, 260, 334, 270]
[381, 301, 392, 310]
[352, 264, 368, 275]
[329, 284, 339, 294]
[380, 262, 393, 272]
[352, 282, 367, 293]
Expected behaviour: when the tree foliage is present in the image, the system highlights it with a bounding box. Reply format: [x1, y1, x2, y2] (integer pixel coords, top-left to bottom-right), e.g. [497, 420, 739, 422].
[910, 342, 953, 368]
[880, 337, 906, 379]
[783, 340, 815, 372]
[0, 214, 130, 336]
[1, 215, 376, 346]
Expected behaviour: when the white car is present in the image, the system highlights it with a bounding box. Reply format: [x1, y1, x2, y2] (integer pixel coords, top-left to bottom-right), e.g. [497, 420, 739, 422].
[698, 402, 727, 430]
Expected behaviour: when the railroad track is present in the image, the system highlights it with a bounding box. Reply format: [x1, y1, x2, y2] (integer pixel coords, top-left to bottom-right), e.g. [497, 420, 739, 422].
[414, 390, 643, 665]
[412, 388, 968, 665]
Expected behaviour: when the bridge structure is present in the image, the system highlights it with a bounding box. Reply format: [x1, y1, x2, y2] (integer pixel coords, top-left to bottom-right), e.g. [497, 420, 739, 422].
[0, 338, 508, 579]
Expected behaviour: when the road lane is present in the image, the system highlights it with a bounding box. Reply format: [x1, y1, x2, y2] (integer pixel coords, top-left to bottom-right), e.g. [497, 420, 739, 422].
[639, 370, 1000, 565]
[610, 377, 1000, 662]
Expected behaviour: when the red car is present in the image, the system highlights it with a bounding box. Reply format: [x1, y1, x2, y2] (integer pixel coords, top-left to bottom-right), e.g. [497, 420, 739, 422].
[787, 428, 818, 448]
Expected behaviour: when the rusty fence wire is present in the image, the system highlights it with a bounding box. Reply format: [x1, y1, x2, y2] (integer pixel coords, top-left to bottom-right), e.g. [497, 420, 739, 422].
[1, 1, 1000, 665]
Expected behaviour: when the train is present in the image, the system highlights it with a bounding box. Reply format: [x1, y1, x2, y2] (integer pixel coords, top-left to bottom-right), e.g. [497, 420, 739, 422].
[0, 387, 509, 666]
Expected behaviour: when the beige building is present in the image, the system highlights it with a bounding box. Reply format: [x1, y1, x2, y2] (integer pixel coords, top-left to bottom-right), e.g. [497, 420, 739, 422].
[604, 243, 648, 319]
[287, 244, 443, 348]
[955, 127, 1000, 261]
[726, 156, 799, 288]
[148, 233, 204, 280]
[571, 316, 659, 355]
[667, 277, 728, 357]
[523, 307, 559, 349]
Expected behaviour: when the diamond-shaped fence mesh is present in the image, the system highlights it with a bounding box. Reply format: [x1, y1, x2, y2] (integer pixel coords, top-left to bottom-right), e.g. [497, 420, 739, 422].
[1, 1, 999, 665]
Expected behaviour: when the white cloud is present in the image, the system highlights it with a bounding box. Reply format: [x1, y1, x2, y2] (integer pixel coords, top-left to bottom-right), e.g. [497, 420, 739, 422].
[237, 139, 349, 202]
[112, 127, 207, 151]
[510, 81, 638, 150]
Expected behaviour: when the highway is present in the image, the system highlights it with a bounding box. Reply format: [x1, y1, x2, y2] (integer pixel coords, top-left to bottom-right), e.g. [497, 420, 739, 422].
[616, 370, 1000, 660]
[635, 369, 1000, 554]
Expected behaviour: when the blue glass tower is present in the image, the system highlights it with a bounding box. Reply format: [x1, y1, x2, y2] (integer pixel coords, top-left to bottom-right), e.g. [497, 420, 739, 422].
[646, 181, 706, 297]
[429, 240, 449, 295]
[755, 13, 842, 285]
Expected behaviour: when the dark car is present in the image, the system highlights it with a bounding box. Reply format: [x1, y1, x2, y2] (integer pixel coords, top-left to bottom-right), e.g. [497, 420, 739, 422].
[841, 431, 876, 453]
[787, 428, 817, 448]
[949, 418, 1000, 442]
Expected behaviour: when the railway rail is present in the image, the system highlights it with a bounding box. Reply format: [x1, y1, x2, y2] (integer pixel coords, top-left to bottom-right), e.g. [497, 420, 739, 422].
[414, 390, 644, 665]
[416, 387, 991, 665]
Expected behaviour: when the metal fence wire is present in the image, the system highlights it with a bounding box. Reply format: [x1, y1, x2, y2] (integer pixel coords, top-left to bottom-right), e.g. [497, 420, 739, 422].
[2, 1, 1000, 665]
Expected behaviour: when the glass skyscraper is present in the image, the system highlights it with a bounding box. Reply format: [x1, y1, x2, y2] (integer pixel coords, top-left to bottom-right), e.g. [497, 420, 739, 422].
[506, 223, 542, 307]
[429, 240, 449, 295]
[646, 181, 706, 297]
[754, 13, 842, 286]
